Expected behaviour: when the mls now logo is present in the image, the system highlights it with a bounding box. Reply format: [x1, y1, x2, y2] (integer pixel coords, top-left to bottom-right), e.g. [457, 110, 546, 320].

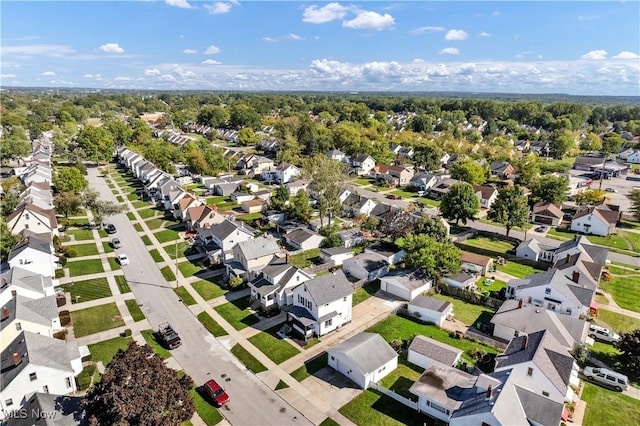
[6, 409, 56, 419]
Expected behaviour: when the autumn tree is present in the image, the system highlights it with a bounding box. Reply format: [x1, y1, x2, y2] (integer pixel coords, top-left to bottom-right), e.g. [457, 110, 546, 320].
[488, 185, 529, 237]
[396, 234, 461, 277]
[84, 342, 195, 425]
[439, 183, 480, 225]
[54, 192, 82, 218]
[449, 158, 486, 185]
[574, 189, 608, 206]
[301, 154, 347, 228]
[627, 189, 640, 221]
[530, 174, 569, 204]
[53, 167, 88, 194]
[237, 127, 258, 146]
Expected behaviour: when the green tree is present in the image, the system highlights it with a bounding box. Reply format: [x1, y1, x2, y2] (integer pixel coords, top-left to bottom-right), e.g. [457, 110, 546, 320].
[439, 183, 480, 225]
[197, 105, 229, 128]
[574, 189, 607, 206]
[290, 190, 312, 223]
[627, 189, 640, 221]
[530, 174, 569, 204]
[301, 155, 347, 228]
[0, 126, 32, 163]
[75, 126, 115, 163]
[514, 153, 541, 187]
[580, 133, 602, 152]
[395, 234, 461, 277]
[487, 185, 529, 237]
[601, 132, 624, 157]
[82, 189, 125, 225]
[54, 192, 82, 218]
[449, 159, 486, 185]
[415, 215, 449, 242]
[229, 103, 261, 129]
[613, 329, 640, 382]
[53, 167, 88, 194]
[237, 127, 258, 146]
[0, 221, 20, 262]
[549, 130, 575, 159]
[413, 144, 443, 172]
[270, 185, 290, 211]
[1, 192, 20, 217]
[103, 118, 133, 146]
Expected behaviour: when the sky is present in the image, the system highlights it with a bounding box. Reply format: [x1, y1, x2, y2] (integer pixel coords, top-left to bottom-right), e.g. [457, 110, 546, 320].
[1, 1, 639, 96]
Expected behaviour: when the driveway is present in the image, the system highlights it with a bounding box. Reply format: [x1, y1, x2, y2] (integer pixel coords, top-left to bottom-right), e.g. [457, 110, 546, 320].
[299, 367, 362, 411]
[86, 166, 310, 426]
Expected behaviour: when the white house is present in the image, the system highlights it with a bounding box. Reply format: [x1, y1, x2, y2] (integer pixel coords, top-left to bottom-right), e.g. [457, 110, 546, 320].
[472, 185, 498, 209]
[6, 202, 58, 237]
[570, 203, 620, 236]
[262, 163, 300, 184]
[336, 228, 364, 249]
[407, 295, 453, 327]
[248, 259, 313, 310]
[0, 295, 61, 345]
[284, 270, 353, 340]
[326, 149, 346, 162]
[7, 237, 59, 279]
[342, 253, 389, 282]
[408, 173, 438, 191]
[443, 273, 477, 291]
[327, 332, 398, 389]
[230, 192, 255, 204]
[319, 247, 354, 266]
[407, 336, 462, 369]
[285, 180, 310, 197]
[627, 150, 640, 163]
[0, 268, 56, 307]
[285, 228, 325, 252]
[0, 332, 84, 418]
[351, 154, 376, 176]
[227, 237, 281, 281]
[205, 219, 256, 261]
[364, 241, 406, 265]
[341, 194, 377, 218]
[379, 269, 433, 302]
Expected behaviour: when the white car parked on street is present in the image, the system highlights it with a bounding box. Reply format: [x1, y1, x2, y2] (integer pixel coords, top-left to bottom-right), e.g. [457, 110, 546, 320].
[117, 254, 130, 266]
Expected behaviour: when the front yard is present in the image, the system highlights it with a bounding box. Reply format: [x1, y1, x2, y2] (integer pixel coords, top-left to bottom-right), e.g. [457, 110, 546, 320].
[599, 275, 640, 313]
[72, 303, 125, 337]
[597, 309, 640, 334]
[213, 296, 260, 330]
[65, 243, 99, 257]
[59, 277, 112, 303]
[247, 325, 300, 364]
[66, 258, 105, 277]
[582, 382, 640, 426]
[86, 336, 132, 364]
[459, 236, 514, 253]
[192, 279, 227, 300]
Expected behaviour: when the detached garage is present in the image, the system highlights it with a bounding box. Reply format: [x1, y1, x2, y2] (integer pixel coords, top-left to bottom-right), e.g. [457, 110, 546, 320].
[327, 332, 398, 389]
[380, 269, 433, 301]
[407, 295, 453, 327]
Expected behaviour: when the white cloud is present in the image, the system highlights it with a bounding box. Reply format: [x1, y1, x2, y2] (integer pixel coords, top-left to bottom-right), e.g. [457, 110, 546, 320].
[1, 44, 74, 56]
[1, 74, 17, 78]
[263, 33, 305, 42]
[287, 33, 304, 40]
[581, 49, 608, 60]
[41, 71, 56, 76]
[84, 73, 102, 79]
[204, 45, 221, 54]
[99, 43, 124, 53]
[439, 48, 460, 55]
[445, 29, 468, 40]
[492, 11, 500, 16]
[202, 59, 222, 65]
[613, 51, 640, 59]
[204, 2, 232, 15]
[262, 37, 277, 43]
[343, 11, 395, 30]
[411, 26, 445, 34]
[114, 76, 131, 81]
[165, 0, 193, 9]
[303, 2, 350, 24]
[183, 49, 197, 54]
[144, 68, 162, 76]
[478, 31, 491, 38]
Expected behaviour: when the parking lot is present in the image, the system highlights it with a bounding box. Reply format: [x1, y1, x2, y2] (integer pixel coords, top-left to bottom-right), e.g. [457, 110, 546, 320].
[568, 169, 639, 214]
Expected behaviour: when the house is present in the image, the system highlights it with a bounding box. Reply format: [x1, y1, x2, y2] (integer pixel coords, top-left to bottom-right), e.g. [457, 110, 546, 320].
[6, 202, 58, 237]
[319, 247, 354, 266]
[489, 161, 516, 179]
[4, 392, 83, 426]
[342, 253, 389, 282]
[336, 228, 364, 248]
[570, 203, 620, 236]
[491, 299, 591, 349]
[254, 189, 272, 201]
[341, 194, 377, 218]
[0, 267, 56, 306]
[0, 331, 84, 418]
[241, 199, 266, 214]
[443, 273, 476, 290]
[515, 239, 556, 262]
[262, 163, 300, 184]
[472, 185, 498, 209]
[408, 173, 437, 191]
[326, 149, 346, 162]
[214, 182, 239, 196]
[248, 259, 313, 310]
[145, 173, 172, 200]
[230, 192, 254, 203]
[227, 237, 281, 281]
[379, 269, 433, 302]
[283, 270, 353, 340]
[351, 154, 376, 176]
[248, 155, 275, 175]
[184, 205, 226, 232]
[285, 228, 325, 251]
[397, 146, 415, 159]
[327, 332, 398, 389]
[627, 150, 640, 163]
[427, 178, 462, 200]
[407, 335, 462, 369]
[0, 295, 61, 344]
[494, 330, 580, 403]
[175, 193, 203, 220]
[203, 219, 256, 261]
[285, 180, 311, 197]
[8, 237, 58, 279]
[407, 296, 453, 327]
[460, 251, 494, 276]
[377, 166, 415, 187]
[364, 241, 405, 265]
[532, 202, 564, 226]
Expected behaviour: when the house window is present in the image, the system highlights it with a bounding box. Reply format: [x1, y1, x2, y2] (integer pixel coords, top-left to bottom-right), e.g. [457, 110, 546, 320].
[30, 372, 38, 381]
[566, 308, 572, 315]
[66, 377, 72, 388]
[43, 385, 49, 393]
[330, 356, 335, 361]
[15, 322, 21, 331]
[306, 300, 312, 309]
[343, 296, 347, 301]
[514, 330, 519, 337]
[545, 287, 551, 295]
[527, 367, 533, 376]
[542, 391, 550, 397]
[25, 213, 30, 220]
[5, 399, 13, 407]
[325, 319, 332, 327]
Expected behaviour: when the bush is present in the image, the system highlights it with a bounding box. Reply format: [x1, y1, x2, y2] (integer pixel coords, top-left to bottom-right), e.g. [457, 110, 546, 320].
[53, 330, 67, 340]
[58, 256, 67, 266]
[65, 248, 79, 258]
[59, 310, 71, 326]
[229, 276, 244, 289]
[122, 328, 132, 337]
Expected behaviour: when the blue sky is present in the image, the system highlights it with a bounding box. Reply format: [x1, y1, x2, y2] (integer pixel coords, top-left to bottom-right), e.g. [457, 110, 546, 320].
[1, 1, 639, 95]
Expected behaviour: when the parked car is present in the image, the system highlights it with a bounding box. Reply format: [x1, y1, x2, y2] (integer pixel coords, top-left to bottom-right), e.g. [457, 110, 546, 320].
[204, 379, 230, 406]
[604, 187, 618, 193]
[111, 238, 122, 249]
[588, 324, 620, 343]
[416, 190, 425, 197]
[117, 254, 130, 265]
[583, 366, 628, 391]
[105, 223, 117, 234]
[534, 226, 548, 233]
[386, 194, 400, 200]
[157, 323, 182, 349]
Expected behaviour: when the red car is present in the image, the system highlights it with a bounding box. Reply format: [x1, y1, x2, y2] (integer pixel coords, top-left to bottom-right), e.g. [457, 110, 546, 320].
[386, 194, 400, 200]
[204, 379, 229, 407]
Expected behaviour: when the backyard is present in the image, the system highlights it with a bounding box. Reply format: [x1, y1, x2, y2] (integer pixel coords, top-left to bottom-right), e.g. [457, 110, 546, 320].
[582, 382, 640, 426]
[599, 275, 640, 313]
[339, 389, 434, 426]
[71, 303, 125, 337]
[352, 280, 380, 306]
[459, 236, 514, 253]
[431, 293, 495, 326]
[289, 248, 321, 269]
[496, 261, 542, 278]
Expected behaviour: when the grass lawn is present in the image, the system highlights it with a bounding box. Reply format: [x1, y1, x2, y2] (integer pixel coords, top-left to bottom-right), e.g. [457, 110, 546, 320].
[237, 212, 263, 222]
[339, 389, 433, 426]
[230, 344, 267, 373]
[165, 241, 188, 259]
[599, 275, 640, 313]
[247, 325, 300, 364]
[546, 227, 573, 240]
[191, 386, 224, 426]
[72, 303, 125, 337]
[66, 243, 99, 256]
[66, 229, 94, 241]
[126, 212, 136, 220]
[391, 189, 418, 198]
[496, 261, 542, 278]
[86, 336, 132, 364]
[589, 341, 622, 368]
[319, 418, 341, 426]
[138, 208, 160, 219]
[175, 286, 197, 305]
[289, 248, 321, 269]
[149, 249, 164, 262]
[432, 293, 495, 326]
[131, 200, 149, 209]
[588, 234, 631, 251]
[620, 220, 640, 230]
[140, 329, 171, 359]
[115, 195, 124, 203]
[141, 235, 153, 245]
[160, 266, 176, 281]
[145, 218, 165, 230]
[291, 352, 328, 382]
[379, 361, 424, 400]
[155, 229, 181, 243]
[125, 299, 146, 322]
[582, 382, 640, 426]
[108, 257, 121, 271]
[178, 261, 203, 277]
[206, 196, 226, 205]
[620, 230, 640, 252]
[214, 296, 260, 330]
[353, 280, 380, 306]
[59, 277, 112, 303]
[417, 197, 441, 207]
[67, 259, 105, 277]
[68, 217, 89, 226]
[102, 241, 114, 253]
[197, 312, 228, 337]
[192, 279, 227, 300]
[597, 309, 640, 334]
[459, 236, 514, 253]
[133, 223, 143, 232]
[127, 193, 139, 201]
[352, 177, 375, 186]
[607, 265, 640, 274]
[115, 275, 131, 293]
[478, 276, 507, 292]
[367, 315, 499, 371]
[76, 364, 99, 391]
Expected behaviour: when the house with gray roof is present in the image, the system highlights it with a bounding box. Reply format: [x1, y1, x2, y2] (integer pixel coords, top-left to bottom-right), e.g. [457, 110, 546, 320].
[205, 219, 256, 262]
[248, 259, 313, 311]
[408, 335, 462, 369]
[407, 295, 453, 327]
[284, 270, 353, 340]
[327, 332, 398, 389]
[1, 295, 61, 344]
[8, 237, 59, 279]
[380, 269, 433, 302]
[0, 331, 84, 418]
[227, 237, 282, 281]
[319, 247, 354, 266]
[5, 392, 84, 426]
[285, 228, 324, 252]
[0, 267, 56, 306]
[342, 253, 389, 282]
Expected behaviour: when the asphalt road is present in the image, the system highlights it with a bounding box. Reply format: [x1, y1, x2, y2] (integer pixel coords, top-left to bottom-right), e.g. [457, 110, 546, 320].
[87, 166, 311, 426]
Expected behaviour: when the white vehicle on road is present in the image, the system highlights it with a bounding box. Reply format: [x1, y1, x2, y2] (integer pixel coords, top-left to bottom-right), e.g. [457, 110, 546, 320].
[117, 253, 130, 266]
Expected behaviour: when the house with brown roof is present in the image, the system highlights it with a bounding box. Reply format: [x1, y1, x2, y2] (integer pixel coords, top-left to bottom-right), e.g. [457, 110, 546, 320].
[6, 202, 58, 237]
[532, 201, 563, 226]
[175, 193, 203, 220]
[570, 203, 620, 236]
[242, 199, 267, 214]
[472, 185, 498, 209]
[184, 204, 225, 232]
[460, 251, 493, 276]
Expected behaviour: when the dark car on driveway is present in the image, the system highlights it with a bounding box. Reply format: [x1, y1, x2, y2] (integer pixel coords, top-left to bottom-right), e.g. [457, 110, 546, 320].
[105, 223, 117, 234]
[204, 379, 230, 407]
[386, 194, 400, 200]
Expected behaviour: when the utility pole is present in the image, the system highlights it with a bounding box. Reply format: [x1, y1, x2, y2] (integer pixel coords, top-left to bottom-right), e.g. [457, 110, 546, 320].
[174, 239, 179, 289]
